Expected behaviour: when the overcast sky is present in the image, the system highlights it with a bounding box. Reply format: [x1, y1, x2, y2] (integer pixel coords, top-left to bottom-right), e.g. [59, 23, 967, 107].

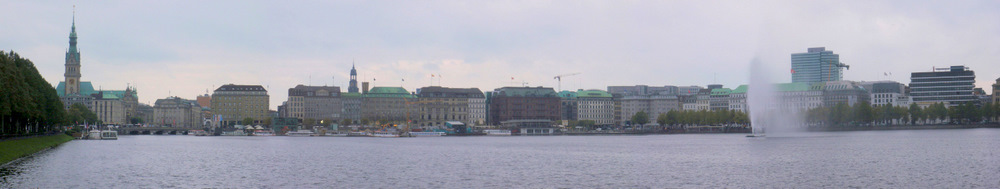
[3, 1, 999, 109]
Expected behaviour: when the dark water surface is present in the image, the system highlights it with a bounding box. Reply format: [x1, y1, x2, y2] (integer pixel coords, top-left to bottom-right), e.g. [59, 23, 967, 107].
[2, 129, 999, 188]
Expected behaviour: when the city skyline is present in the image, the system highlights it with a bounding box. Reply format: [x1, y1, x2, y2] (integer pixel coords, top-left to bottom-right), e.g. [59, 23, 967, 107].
[3, 1, 999, 109]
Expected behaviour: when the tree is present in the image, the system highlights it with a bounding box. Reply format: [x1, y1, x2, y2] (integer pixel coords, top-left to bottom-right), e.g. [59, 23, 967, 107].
[65, 103, 98, 125]
[130, 117, 144, 124]
[340, 119, 353, 126]
[303, 118, 316, 126]
[242, 117, 254, 125]
[853, 101, 874, 126]
[908, 103, 922, 125]
[631, 111, 649, 126]
[263, 117, 273, 126]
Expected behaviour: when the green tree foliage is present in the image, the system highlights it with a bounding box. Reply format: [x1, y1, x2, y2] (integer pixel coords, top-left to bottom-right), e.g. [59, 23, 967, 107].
[1, 51, 67, 136]
[908, 103, 922, 125]
[241, 117, 254, 125]
[303, 118, 315, 126]
[65, 103, 98, 125]
[631, 111, 649, 126]
[340, 119, 352, 126]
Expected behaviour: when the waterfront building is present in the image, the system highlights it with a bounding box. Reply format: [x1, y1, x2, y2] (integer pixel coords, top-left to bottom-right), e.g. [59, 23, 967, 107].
[607, 85, 678, 96]
[210, 84, 269, 126]
[822, 81, 870, 107]
[909, 66, 977, 107]
[860, 81, 912, 107]
[154, 97, 203, 128]
[196, 94, 211, 108]
[468, 92, 487, 126]
[90, 88, 138, 125]
[729, 85, 748, 112]
[709, 88, 732, 111]
[575, 90, 616, 126]
[361, 87, 416, 123]
[778, 83, 825, 111]
[680, 94, 699, 111]
[55, 14, 94, 110]
[135, 103, 154, 125]
[993, 78, 1000, 104]
[341, 92, 362, 122]
[620, 93, 679, 125]
[695, 89, 712, 111]
[287, 85, 343, 121]
[791, 47, 849, 83]
[487, 87, 561, 125]
[54, 13, 141, 124]
[414, 86, 484, 128]
[677, 86, 703, 96]
[558, 91, 578, 121]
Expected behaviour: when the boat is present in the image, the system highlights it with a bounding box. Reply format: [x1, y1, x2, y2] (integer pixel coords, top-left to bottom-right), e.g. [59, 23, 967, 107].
[483, 129, 512, 136]
[88, 129, 102, 139]
[194, 130, 209, 136]
[408, 132, 445, 137]
[347, 132, 368, 136]
[746, 134, 765, 138]
[254, 130, 275, 136]
[188, 130, 198, 136]
[285, 130, 314, 137]
[100, 129, 118, 140]
[370, 131, 398, 137]
[221, 130, 248, 136]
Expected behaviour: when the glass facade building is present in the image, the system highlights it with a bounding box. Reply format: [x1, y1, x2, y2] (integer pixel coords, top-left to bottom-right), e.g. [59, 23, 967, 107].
[909, 66, 977, 107]
[791, 47, 846, 83]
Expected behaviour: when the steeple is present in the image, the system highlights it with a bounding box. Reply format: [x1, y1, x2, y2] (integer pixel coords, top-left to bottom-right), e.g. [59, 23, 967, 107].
[348, 60, 359, 93]
[64, 6, 82, 95]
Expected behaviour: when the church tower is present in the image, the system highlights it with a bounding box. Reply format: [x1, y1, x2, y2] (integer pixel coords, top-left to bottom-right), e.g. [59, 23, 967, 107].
[348, 62, 359, 93]
[64, 10, 82, 95]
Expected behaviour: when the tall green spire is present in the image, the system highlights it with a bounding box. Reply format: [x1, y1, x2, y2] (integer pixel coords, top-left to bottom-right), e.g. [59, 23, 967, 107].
[68, 6, 78, 53]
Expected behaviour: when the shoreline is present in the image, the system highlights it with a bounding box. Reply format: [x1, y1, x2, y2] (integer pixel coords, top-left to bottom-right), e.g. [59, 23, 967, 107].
[0, 134, 74, 166]
[808, 124, 1000, 132]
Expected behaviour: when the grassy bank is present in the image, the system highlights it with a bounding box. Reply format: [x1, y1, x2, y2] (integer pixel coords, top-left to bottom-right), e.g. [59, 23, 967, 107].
[0, 134, 74, 165]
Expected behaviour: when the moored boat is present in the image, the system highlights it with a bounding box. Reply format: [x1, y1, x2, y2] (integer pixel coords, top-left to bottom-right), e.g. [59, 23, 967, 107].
[100, 129, 118, 140]
[483, 129, 512, 136]
[254, 130, 275, 136]
[408, 131, 445, 137]
[370, 131, 398, 137]
[286, 130, 314, 137]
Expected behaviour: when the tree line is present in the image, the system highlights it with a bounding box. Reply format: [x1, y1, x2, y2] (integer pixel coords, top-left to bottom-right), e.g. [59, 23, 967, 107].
[1, 51, 69, 137]
[805, 101, 1000, 127]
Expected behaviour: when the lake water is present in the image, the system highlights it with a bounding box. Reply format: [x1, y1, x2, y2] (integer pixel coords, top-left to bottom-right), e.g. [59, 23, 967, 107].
[2, 129, 999, 188]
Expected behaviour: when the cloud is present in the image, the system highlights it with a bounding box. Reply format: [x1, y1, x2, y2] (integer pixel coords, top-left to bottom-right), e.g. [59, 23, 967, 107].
[2, 0, 998, 109]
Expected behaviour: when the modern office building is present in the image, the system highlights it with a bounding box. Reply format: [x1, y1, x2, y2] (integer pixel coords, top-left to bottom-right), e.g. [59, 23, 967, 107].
[487, 87, 561, 125]
[791, 47, 849, 83]
[210, 84, 269, 126]
[909, 66, 977, 107]
[286, 85, 342, 122]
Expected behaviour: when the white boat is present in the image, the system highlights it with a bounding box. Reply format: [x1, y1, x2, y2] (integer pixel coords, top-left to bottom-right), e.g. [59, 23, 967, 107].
[285, 130, 314, 137]
[254, 130, 275, 136]
[484, 129, 512, 136]
[88, 129, 102, 139]
[222, 130, 248, 136]
[370, 131, 398, 137]
[194, 130, 209, 136]
[100, 129, 118, 140]
[408, 132, 445, 137]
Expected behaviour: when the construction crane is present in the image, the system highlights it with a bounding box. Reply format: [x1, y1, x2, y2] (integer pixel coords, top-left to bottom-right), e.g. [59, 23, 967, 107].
[553, 72, 581, 91]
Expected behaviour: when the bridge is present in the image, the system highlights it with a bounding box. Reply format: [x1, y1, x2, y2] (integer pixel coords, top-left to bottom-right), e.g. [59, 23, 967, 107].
[118, 127, 193, 135]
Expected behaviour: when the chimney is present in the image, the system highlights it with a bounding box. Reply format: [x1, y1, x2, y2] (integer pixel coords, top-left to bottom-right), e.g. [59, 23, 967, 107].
[362, 82, 370, 94]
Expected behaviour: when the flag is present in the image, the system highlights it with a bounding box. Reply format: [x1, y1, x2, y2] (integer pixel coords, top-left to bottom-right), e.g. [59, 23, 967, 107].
[511, 77, 514, 80]
[790, 69, 795, 74]
[431, 74, 434, 77]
